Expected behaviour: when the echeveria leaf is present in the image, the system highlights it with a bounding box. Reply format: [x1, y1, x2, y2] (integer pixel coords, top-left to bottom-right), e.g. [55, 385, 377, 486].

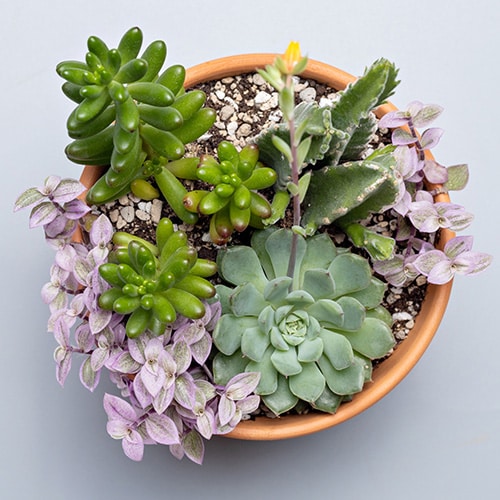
[342, 317, 395, 359]
[320, 329, 354, 370]
[262, 374, 298, 415]
[289, 362, 325, 403]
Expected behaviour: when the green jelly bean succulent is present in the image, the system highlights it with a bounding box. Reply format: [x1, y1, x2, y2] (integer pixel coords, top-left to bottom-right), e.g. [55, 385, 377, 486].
[212, 228, 395, 415]
[179, 141, 277, 244]
[98, 218, 217, 338]
[56, 27, 216, 205]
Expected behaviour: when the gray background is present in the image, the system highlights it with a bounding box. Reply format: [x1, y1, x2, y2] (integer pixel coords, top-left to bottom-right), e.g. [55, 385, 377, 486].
[2, 1, 498, 499]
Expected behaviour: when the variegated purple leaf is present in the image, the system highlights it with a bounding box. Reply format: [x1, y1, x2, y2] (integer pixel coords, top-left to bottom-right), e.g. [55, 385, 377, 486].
[103, 393, 137, 423]
[171, 340, 192, 374]
[191, 332, 212, 365]
[13, 187, 45, 211]
[54, 346, 72, 386]
[378, 110, 410, 128]
[61, 199, 91, 220]
[89, 214, 113, 246]
[122, 429, 144, 462]
[413, 249, 447, 275]
[444, 235, 474, 258]
[174, 321, 206, 345]
[152, 383, 175, 414]
[236, 394, 260, 414]
[29, 201, 59, 228]
[454, 251, 492, 276]
[43, 175, 62, 195]
[80, 356, 101, 392]
[426, 259, 454, 284]
[174, 373, 197, 410]
[218, 394, 236, 427]
[412, 103, 444, 128]
[89, 308, 112, 335]
[55, 245, 78, 272]
[75, 323, 95, 352]
[90, 347, 109, 372]
[140, 363, 166, 398]
[52, 178, 86, 204]
[225, 372, 261, 400]
[108, 351, 141, 374]
[133, 374, 154, 409]
[391, 128, 417, 146]
[423, 160, 448, 184]
[144, 413, 180, 445]
[196, 408, 215, 440]
[419, 127, 443, 149]
[182, 430, 205, 465]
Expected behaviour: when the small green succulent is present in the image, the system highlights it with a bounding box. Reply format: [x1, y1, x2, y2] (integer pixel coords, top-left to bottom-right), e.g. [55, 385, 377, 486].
[212, 228, 395, 415]
[98, 218, 217, 338]
[179, 141, 277, 243]
[56, 27, 216, 205]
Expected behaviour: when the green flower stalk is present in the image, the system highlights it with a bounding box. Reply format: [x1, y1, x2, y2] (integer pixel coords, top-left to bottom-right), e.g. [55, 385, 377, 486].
[212, 228, 395, 415]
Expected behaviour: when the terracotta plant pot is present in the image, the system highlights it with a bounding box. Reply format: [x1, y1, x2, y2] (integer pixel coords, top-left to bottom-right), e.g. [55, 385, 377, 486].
[80, 54, 453, 441]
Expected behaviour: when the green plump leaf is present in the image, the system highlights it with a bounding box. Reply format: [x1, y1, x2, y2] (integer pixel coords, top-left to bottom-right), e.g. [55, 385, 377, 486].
[241, 326, 270, 362]
[329, 253, 372, 297]
[302, 269, 335, 299]
[300, 233, 338, 275]
[297, 337, 324, 363]
[212, 350, 249, 386]
[317, 355, 365, 396]
[289, 362, 325, 403]
[262, 375, 298, 415]
[336, 296, 365, 332]
[263, 276, 294, 304]
[247, 347, 278, 396]
[312, 386, 343, 413]
[320, 329, 354, 370]
[341, 317, 395, 359]
[213, 314, 256, 355]
[265, 228, 307, 280]
[347, 277, 387, 309]
[218, 246, 268, 290]
[307, 299, 344, 328]
[271, 347, 302, 376]
[230, 282, 269, 317]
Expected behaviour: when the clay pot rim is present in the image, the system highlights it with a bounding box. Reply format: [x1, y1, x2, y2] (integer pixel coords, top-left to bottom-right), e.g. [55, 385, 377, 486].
[79, 53, 453, 441]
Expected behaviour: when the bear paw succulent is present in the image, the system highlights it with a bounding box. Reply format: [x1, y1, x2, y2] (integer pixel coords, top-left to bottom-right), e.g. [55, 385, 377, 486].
[212, 228, 395, 415]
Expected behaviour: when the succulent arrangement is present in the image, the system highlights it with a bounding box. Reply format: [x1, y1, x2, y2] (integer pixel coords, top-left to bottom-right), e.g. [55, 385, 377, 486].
[15, 28, 491, 464]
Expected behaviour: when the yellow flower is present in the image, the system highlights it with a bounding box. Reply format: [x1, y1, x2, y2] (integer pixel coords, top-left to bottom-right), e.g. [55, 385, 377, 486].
[283, 41, 302, 73]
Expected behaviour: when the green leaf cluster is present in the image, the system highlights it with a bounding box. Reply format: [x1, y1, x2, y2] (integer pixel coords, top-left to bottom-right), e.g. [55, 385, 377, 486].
[57, 27, 216, 205]
[98, 218, 217, 337]
[179, 141, 277, 244]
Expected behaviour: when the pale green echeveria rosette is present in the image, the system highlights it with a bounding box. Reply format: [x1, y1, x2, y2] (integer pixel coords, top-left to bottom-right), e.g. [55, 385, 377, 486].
[212, 228, 395, 415]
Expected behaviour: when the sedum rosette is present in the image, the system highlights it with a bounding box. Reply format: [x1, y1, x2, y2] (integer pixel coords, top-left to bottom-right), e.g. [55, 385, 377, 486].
[213, 228, 396, 415]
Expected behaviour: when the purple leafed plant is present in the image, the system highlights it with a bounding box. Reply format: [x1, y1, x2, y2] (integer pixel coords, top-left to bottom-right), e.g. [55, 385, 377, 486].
[14, 182, 260, 463]
[374, 101, 492, 285]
